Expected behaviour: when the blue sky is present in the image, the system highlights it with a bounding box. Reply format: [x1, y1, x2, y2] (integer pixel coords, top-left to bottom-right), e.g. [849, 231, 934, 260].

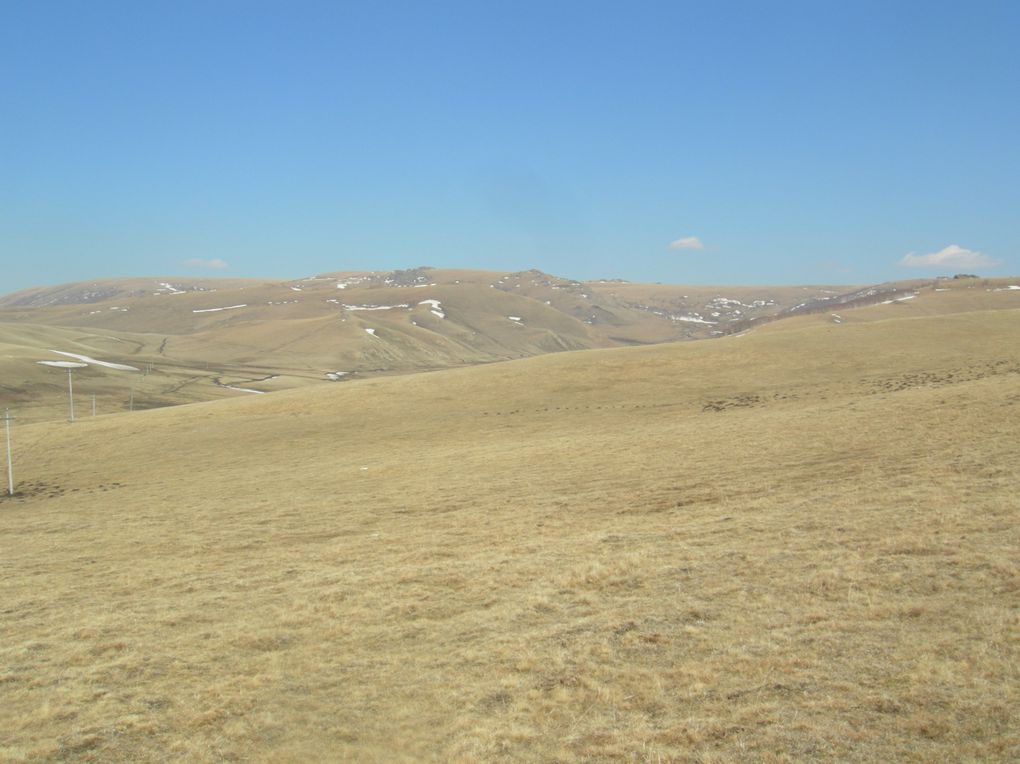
[2, 1, 1017, 292]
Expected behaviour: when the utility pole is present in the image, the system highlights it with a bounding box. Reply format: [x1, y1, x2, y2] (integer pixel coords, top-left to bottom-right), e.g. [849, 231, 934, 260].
[67, 368, 75, 422]
[4, 409, 13, 496]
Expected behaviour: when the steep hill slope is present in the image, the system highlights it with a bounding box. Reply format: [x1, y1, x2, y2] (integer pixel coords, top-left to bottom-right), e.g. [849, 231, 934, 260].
[1, 299, 1018, 762]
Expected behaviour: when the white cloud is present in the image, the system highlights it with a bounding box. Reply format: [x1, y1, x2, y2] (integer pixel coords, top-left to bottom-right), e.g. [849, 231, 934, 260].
[183, 258, 229, 269]
[899, 244, 1000, 270]
[669, 236, 705, 251]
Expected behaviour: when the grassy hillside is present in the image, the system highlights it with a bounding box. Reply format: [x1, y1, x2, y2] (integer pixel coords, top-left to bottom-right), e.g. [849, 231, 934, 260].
[1, 269, 881, 423]
[1, 297, 1018, 761]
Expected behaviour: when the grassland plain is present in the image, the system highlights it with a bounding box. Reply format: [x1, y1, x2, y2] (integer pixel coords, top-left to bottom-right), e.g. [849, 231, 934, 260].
[1, 299, 1019, 762]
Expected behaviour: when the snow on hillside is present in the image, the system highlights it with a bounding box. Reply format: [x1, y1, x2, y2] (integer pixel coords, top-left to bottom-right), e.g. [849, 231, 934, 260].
[418, 299, 445, 318]
[674, 315, 717, 325]
[49, 351, 139, 371]
[192, 304, 247, 313]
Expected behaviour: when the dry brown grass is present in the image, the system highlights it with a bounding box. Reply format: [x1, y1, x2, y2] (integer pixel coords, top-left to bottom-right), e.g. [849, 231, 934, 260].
[1, 303, 1018, 762]
[12, 270, 975, 426]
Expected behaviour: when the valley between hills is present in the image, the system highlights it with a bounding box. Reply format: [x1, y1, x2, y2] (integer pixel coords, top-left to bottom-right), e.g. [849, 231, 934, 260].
[0, 266, 937, 424]
[0, 271, 1018, 762]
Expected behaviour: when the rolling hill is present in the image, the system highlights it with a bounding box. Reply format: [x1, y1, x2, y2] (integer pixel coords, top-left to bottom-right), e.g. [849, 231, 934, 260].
[1, 281, 1018, 761]
[4, 268, 1008, 424]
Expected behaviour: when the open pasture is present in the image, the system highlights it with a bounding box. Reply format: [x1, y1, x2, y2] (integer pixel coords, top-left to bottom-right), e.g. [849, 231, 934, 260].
[1, 301, 1018, 762]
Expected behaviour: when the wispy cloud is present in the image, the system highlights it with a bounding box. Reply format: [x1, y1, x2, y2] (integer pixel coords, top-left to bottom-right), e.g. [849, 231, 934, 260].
[183, 258, 229, 269]
[669, 236, 705, 251]
[899, 244, 999, 270]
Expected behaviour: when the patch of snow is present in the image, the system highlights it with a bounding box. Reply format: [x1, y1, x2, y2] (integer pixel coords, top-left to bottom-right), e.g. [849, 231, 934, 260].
[507, 316, 523, 322]
[49, 351, 139, 371]
[365, 328, 377, 336]
[192, 304, 247, 313]
[879, 293, 918, 305]
[38, 361, 89, 368]
[418, 299, 446, 318]
[325, 371, 349, 381]
[343, 304, 409, 311]
[225, 386, 265, 394]
[996, 285, 1020, 291]
[335, 275, 373, 289]
[290, 286, 302, 291]
[673, 315, 718, 325]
